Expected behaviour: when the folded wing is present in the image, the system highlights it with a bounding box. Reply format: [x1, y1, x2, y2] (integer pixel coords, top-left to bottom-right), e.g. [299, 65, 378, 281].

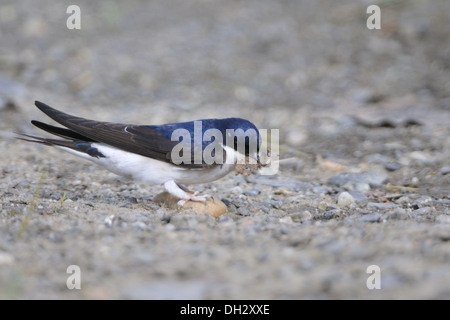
[33, 101, 208, 168]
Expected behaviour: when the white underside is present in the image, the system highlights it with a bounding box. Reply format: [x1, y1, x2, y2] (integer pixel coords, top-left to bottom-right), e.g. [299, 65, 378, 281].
[57, 143, 237, 186]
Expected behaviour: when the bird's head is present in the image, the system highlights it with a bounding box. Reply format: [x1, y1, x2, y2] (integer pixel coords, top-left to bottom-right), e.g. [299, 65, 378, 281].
[216, 118, 261, 165]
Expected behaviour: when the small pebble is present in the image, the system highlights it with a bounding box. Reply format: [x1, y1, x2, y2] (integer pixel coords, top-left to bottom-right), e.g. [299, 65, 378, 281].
[269, 200, 283, 209]
[395, 196, 411, 205]
[279, 226, 291, 234]
[146, 203, 161, 211]
[413, 207, 436, 216]
[312, 185, 332, 195]
[274, 188, 295, 196]
[367, 202, 398, 209]
[412, 196, 433, 208]
[358, 212, 382, 223]
[410, 177, 419, 187]
[279, 216, 293, 224]
[347, 182, 370, 192]
[250, 176, 308, 191]
[337, 192, 355, 207]
[328, 171, 388, 189]
[385, 208, 410, 220]
[0, 252, 15, 265]
[231, 186, 243, 194]
[318, 201, 328, 211]
[315, 210, 336, 220]
[243, 189, 260, 196]
[365, 153, 389, 164]
[440, 166, 450, 175]
[384, 162, 401, 171]
[408, 151, 434, 165]
[237, 207, 251, 216]
[104, 214, 115, 227]
[132, 221, 147, 230]
[347, 191, 367, 203]
[289, 211, 312, 223]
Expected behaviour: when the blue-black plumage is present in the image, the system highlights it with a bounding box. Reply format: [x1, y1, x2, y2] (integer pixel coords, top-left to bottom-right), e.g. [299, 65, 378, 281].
[18, 101, 263, 204]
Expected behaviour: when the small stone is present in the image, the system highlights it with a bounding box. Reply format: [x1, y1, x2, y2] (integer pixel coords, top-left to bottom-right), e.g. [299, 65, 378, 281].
[274, 188, 295, 196]
[153, 192, 227, 218]
[385, 208, 410, 220]
[367, 202, 398, 209]
[312, 185, 332, 195]
[395, 196, 411, 205]
[269, 199, 283, 209]
[318, 158, 345, 172]
[249, 176, 308, 191]
[279, 226, 291, 234]
[243, 189, 260, 196]
[318, 201, 328, 211]
[289, 211, 312, 223]
[279, 216, 293, 224]
[253, 202, 271, 213]
[328, 171, 388, 190]
[237, 207, 251, 216]
[351, 88, 381, 103]
[0, 252, 15, 265]
[337, 192, 355, 207]
[315, 210, 337, 220]
[358, 212, 382, 223]
[413, 207, 436, 216]
[132, 221, 147, 230]
[440, 166, 450, 175]
[365, 153, 390, 164]
[279, 157, 303, 172]
[146, 203, 161, 211]
[347, 191, 367, 203]
[104, 214, 115, 227]
[230, 186, 243, 194]
[384, 162, 401, 171]
[412, 196, 433, 208]
[409, 151, 435, 165]
[436, 199, 450, 206]
[352, 182, 370, 192]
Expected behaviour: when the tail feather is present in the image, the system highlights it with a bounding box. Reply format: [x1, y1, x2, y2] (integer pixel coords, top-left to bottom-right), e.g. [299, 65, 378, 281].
[16, 102, 105, 159]
[31, 120, 95, 142]
[17, 133, 105, 158]
[16, 133, 81, 149]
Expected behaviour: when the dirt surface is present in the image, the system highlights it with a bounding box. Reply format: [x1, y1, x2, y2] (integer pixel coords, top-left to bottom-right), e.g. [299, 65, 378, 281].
[0, 0, 449, 299]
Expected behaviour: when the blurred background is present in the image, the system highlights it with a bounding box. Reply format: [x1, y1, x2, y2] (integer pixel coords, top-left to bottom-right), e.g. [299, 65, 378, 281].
[0, 0, 449, 299]
[1, 0, 448, 139]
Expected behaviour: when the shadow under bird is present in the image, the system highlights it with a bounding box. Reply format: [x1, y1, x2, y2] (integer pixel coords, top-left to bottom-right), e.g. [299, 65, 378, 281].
[19, 101, 261, 205]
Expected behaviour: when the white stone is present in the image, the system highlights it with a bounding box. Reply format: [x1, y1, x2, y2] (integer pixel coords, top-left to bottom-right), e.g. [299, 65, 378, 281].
[338, 192, 355, 207]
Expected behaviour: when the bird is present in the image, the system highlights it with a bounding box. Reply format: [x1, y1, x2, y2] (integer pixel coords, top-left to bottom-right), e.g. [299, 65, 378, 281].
[19, 101, 262, 205]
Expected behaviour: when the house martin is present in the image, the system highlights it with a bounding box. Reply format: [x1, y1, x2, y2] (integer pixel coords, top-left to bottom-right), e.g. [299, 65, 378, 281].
[19, 101, 262, 205]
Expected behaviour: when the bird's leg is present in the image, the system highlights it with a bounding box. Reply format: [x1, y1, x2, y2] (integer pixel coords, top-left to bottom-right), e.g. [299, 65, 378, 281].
[177, 184, 191, 192]
[164, 180, 211, 206]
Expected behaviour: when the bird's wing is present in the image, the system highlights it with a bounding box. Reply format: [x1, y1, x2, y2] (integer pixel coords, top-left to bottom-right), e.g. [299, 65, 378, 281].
[33, 101, 213, 168]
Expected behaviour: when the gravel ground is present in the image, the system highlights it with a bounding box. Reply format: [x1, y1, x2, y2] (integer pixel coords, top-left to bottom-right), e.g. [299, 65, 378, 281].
[0, 0, 449, 299]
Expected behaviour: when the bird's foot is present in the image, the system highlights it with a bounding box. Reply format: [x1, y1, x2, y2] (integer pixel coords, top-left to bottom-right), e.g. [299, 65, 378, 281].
[177, 191, 211, 207]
